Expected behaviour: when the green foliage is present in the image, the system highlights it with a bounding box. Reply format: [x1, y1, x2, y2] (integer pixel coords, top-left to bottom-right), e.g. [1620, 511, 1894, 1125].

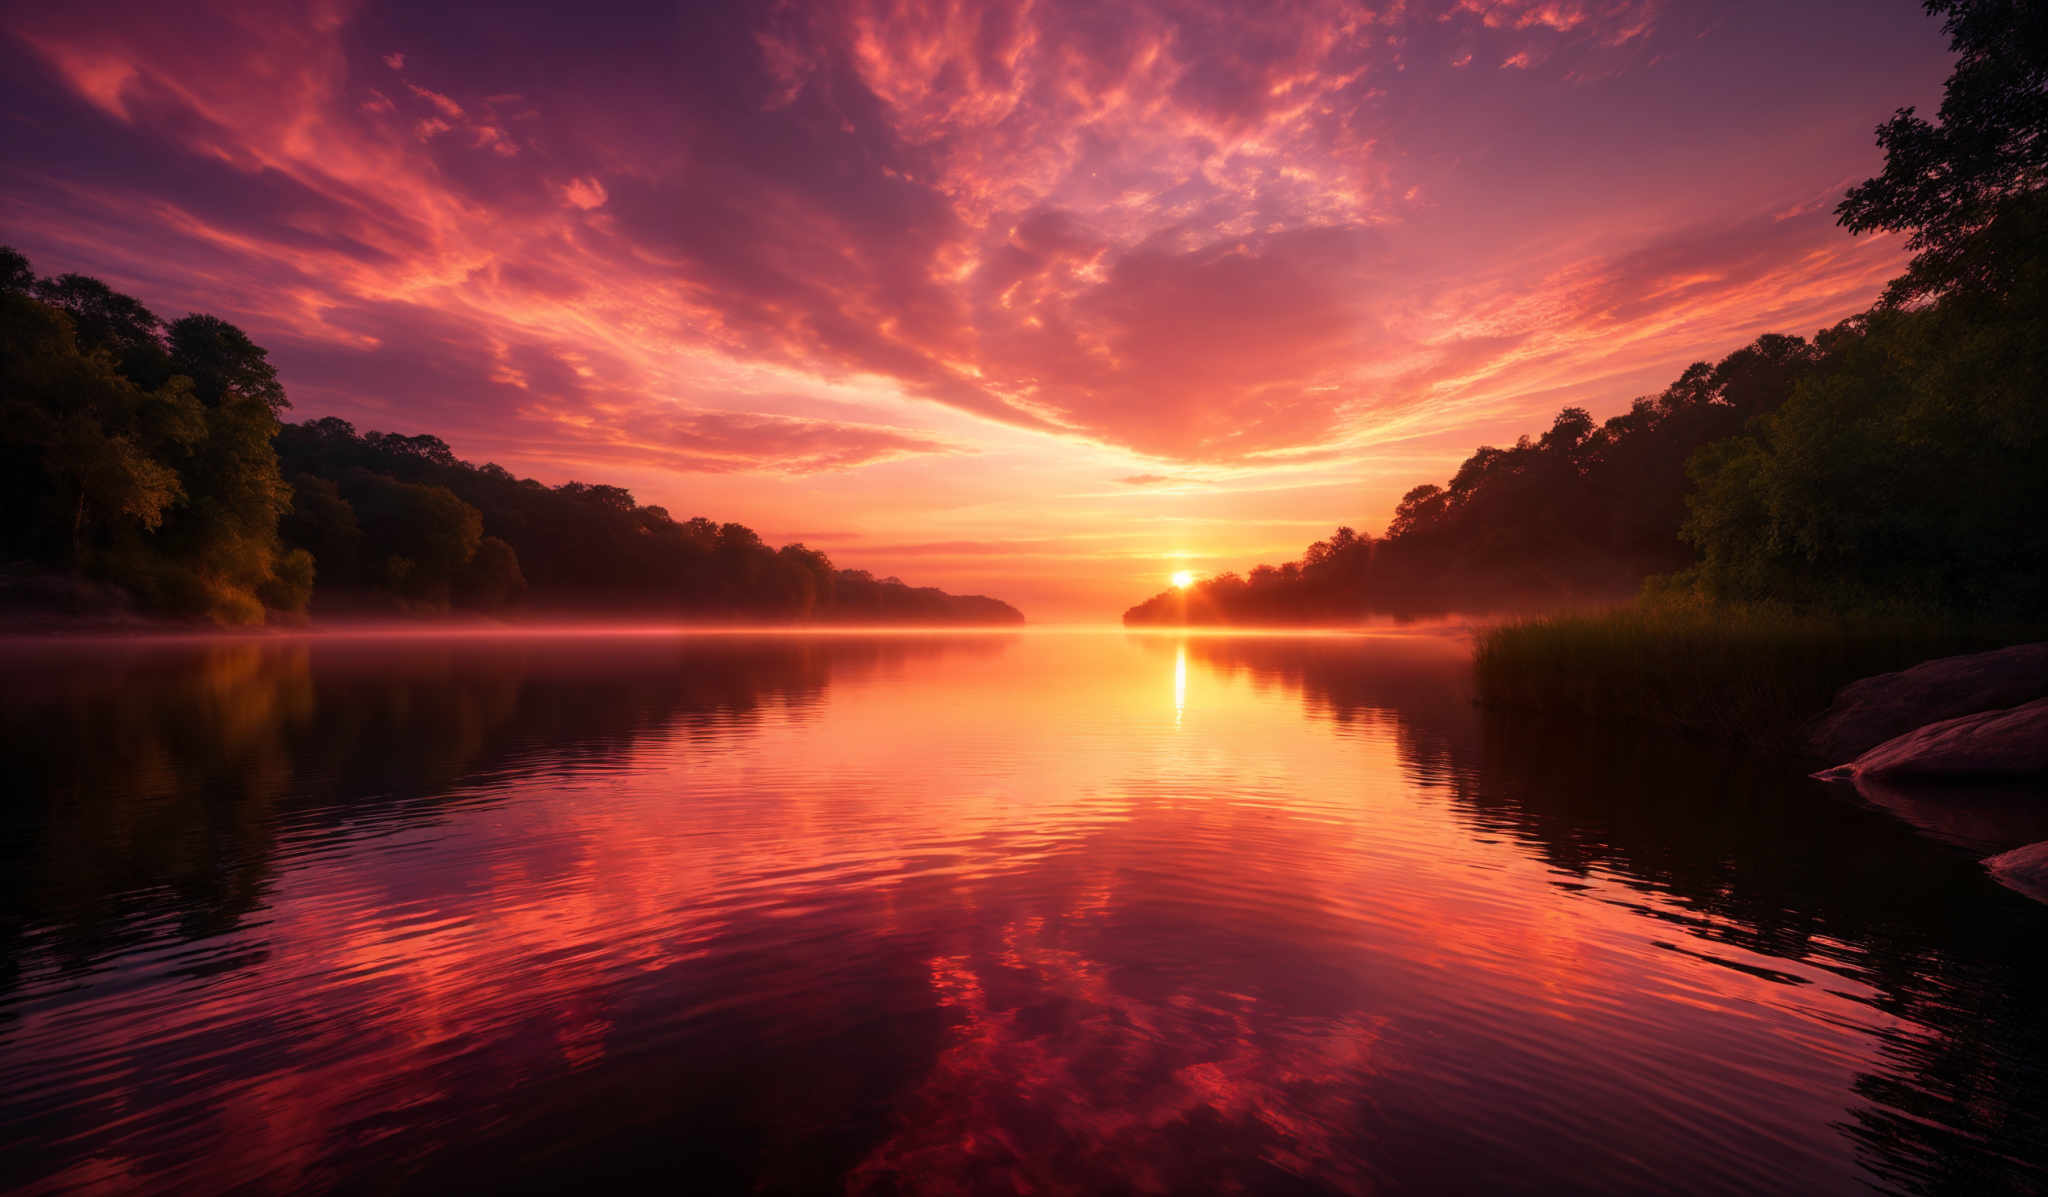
[1125, 526, 1376, 624]
[279, 474, 361, 588]
[458, 536, 526, 611]
[260, 548, 317, 614]
[1837, 0, 2048, 303]
[1130, 3, 2048, 630]
[0, 251, 307, 624]
[1126, 336, 1823, 624]
[0, 253, 997, 629]
[1680, 269, 2048, 618]
[167, 314, 287, 411]
[0, 292, 196, 560]
[33, 273, 174, 387]
[273, 417, 1021, 622]
[335, 470, 484, 608]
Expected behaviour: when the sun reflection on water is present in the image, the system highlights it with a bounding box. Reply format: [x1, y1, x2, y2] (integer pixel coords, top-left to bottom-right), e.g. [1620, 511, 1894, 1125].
[0, 631, 2043, 1194]
[1174, 643, 1187, 725]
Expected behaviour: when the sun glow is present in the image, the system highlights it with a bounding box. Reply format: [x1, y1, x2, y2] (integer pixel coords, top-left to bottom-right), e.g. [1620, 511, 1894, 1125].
[1171, 570, 1196, 589]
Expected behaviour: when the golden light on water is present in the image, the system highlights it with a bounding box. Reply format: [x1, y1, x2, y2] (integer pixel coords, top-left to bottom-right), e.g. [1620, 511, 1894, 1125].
[1174, 643, 1187, 725]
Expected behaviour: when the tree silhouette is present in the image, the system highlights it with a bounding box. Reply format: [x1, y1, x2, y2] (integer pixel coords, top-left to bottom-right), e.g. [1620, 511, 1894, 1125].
[34, 273, 173, 387]
[0, 247, 32, 294]
[0, 290, 196, 567]
[1838, 0, 2048, 303]
[0, 246, 1022, 624]
[168, 314, 288, 411]
[1130, 2, 2048, 628]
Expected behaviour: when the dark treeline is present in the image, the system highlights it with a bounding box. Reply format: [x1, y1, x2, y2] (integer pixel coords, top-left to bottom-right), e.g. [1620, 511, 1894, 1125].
[271, 418, 1022, 622]
[1129, 0, 2046, 627]
[0, 255, 1021, 626]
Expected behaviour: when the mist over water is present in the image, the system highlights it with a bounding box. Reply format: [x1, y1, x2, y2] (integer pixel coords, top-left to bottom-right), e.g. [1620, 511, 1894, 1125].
[1, 631, 2044, 1194]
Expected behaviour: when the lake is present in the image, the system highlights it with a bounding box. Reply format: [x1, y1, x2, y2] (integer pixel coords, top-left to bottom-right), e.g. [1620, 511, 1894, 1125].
[2, 629, 2045, 1194]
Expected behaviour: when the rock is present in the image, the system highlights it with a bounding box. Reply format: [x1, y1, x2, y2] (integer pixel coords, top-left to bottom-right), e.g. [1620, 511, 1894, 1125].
[1986, 840, 2048, 904]
[1843, 775, 2048, 854]
[1847, 697, 2048, 779]
[1806, 643, 2048, 762]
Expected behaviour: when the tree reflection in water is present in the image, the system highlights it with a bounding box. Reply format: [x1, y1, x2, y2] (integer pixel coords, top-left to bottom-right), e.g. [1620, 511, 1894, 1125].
[2, 631, 2045, 1195]
[1178, 634, 2048, 1195]
[0, 635, 1009, 990]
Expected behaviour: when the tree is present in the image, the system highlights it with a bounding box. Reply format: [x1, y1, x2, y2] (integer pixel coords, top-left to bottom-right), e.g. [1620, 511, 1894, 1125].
[35, 273, 173, 387]
[0, 291, 198, 565]
[340, 471, 484, 607]
[168, 314, 287, 411]
[1122, 329, 1837, 625]
[457, 536, 526, 610]
[145, 349, 299, 620]
[0, 257, 309, 623]
[2, 244, 1019, 625]
[1681, 297, 2047, 615]
[1837, 0, 2048, 302]
[1538, 407, 1594, 453]
[1386, 484, 1448, 540]
[773, 542, 834, 617]
[0, 247, 31, 294]
[280, 474, 363, 589]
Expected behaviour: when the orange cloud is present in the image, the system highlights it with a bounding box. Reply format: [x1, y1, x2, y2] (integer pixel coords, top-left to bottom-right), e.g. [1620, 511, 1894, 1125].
[0, 0, 1947, 613]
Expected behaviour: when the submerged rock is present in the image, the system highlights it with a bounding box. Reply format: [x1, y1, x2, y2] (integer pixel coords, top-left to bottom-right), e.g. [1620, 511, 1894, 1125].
[1843, 774, 2048, 855]
[1848, 697, 2048, 779]
[1806, 643, 2048, 762]
[1986, 841, 2048, 904]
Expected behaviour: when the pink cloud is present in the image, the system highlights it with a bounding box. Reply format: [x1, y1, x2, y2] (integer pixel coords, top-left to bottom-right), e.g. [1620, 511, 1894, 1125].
[0, 0, 1949, 612]
[561, 176, 606, 210]
[405, 80, 464, 119]
[3, 0, 1881, 471]
[623, 411, 960, 475]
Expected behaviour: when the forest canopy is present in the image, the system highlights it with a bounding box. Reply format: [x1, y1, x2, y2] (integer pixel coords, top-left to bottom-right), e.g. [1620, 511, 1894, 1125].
[0, 251, 1022, 626]
[1127, 0, 2046, 627]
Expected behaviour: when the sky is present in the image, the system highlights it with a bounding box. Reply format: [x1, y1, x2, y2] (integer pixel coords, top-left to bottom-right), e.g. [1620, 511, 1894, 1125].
[0, 0, 1953, 620]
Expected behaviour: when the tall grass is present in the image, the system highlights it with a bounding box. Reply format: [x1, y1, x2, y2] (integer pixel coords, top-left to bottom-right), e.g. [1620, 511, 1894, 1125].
[1473, 600, 2036, 755]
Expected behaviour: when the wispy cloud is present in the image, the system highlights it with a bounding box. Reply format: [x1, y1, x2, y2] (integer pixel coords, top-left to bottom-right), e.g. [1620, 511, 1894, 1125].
[0, 0, 1946, 611]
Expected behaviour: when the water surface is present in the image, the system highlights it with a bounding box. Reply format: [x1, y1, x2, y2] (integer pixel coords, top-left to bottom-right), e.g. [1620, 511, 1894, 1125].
[2, 630, 2045, 1194]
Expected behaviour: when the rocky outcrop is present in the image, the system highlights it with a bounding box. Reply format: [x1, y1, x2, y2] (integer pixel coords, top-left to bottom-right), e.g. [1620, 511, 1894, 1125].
[1810, 645, 2048, 899]
[1806, 643, 2048, 762]
[1986, 841, 2048, 904]
[1840, 697, 2048, 780]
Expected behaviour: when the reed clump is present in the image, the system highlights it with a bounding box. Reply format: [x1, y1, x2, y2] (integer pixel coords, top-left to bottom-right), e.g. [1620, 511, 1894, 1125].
[1473, 600, 2032, 754]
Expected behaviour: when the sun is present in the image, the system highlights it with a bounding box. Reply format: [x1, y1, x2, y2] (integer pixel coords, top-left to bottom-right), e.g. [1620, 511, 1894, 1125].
[1171, 570, 1196, 589]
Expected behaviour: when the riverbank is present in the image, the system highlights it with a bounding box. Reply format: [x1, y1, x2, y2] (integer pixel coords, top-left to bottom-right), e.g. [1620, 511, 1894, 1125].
[0, 567, 1028, 634]
[1472, 602, 2038, 758]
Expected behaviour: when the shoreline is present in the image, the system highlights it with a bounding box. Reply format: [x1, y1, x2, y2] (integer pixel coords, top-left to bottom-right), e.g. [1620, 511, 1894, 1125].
[1471, 603, 2040, 757]
[0, 614, 1040, 643]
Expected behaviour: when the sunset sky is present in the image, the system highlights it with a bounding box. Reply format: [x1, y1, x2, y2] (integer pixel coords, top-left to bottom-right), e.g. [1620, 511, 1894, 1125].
[0, 0, 1951, 619]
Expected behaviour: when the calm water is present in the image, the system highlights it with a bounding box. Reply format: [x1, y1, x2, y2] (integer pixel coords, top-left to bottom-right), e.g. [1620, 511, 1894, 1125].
[2, 630, 2046, 1194]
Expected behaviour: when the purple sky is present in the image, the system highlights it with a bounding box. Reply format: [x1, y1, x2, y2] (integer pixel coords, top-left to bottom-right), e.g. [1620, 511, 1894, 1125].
[0, 0, 1953, 617]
